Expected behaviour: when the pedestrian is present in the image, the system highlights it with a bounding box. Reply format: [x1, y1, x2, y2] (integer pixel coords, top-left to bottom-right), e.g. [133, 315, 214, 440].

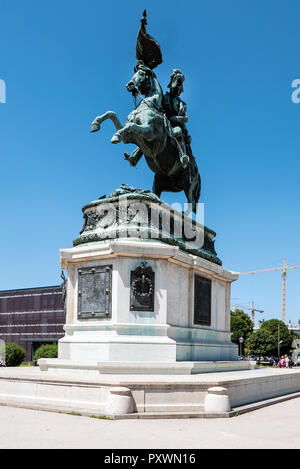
[284, 354, 292, 369]
[279, 356, 285, 368]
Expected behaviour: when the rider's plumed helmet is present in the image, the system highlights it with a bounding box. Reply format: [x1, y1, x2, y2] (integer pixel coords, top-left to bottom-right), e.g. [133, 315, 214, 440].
[167, 69, 185, 93]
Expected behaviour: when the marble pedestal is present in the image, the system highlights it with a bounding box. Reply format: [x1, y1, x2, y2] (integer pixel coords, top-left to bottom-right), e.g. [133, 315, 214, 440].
[40, 188, 242, 373]
[55, 239, 238, 367]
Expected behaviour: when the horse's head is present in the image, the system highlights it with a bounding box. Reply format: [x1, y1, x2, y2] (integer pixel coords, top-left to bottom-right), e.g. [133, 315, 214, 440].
[126, 62, 155, 97]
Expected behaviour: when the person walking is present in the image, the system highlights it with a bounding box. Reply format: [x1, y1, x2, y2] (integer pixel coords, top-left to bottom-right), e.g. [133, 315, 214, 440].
[279, 356, 285, 368]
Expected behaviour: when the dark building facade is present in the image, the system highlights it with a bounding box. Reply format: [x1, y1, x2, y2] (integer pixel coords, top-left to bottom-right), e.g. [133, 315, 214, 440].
[0, 285, 65, 361]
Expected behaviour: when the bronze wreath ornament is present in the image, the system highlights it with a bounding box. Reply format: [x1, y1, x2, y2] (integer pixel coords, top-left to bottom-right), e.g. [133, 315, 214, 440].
[132, 274, 153, 298]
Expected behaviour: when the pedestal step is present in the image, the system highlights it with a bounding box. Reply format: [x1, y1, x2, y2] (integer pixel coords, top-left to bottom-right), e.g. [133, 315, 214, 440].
[1, 367, 300, 418]
[39, 359, 256, 374]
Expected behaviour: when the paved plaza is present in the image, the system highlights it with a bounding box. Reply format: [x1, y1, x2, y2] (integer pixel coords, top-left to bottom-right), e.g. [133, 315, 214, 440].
[0, 397, 299, 449]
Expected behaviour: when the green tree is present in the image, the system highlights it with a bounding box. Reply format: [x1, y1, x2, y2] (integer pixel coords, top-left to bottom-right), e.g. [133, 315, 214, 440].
[245, 328, 273, 361]
[230, 309, 254, 345]
[245, 319, 295, 358]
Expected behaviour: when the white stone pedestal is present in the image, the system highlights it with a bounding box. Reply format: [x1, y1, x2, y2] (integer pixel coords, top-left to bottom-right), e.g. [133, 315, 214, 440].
[38, 187, 245, 374]
[45, 237, 239, 370]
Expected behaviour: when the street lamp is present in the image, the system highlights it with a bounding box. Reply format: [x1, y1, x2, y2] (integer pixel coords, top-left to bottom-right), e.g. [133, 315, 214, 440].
[278, 324, 283, 359]
[239, 336, 244, 358]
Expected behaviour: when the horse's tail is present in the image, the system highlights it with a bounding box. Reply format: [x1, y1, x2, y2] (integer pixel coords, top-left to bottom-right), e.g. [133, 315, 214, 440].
[189, 154, 201, 213]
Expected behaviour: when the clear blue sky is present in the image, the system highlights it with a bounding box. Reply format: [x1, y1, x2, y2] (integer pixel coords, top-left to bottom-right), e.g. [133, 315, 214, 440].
[0, 0, 299, 322]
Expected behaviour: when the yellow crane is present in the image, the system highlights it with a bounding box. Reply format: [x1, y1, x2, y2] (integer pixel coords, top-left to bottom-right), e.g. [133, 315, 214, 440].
[238, 259, 300, 323]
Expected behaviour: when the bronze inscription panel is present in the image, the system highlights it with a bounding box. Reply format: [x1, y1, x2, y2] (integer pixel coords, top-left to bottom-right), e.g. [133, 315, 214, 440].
[194, 275, 211, 326]
[78, 265, 112, 319]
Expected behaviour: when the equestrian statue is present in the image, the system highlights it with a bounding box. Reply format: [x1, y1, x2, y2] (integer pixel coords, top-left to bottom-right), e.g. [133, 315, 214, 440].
[90, 10, 201, 214]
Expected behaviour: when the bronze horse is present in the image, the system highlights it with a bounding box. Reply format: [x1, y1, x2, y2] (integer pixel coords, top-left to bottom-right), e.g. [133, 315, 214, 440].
[91, 63, 201, 213]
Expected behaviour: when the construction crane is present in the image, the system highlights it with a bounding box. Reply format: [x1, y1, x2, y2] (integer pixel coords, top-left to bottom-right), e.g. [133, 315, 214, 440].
[231, 301, 264, 323]
[238, 259, 300, 323]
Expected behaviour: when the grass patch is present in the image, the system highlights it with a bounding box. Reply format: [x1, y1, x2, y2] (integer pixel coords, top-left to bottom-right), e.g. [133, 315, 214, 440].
[57, 411, 112, 419]
[90, 415, 112, 420]
[256, 364, 274, 368]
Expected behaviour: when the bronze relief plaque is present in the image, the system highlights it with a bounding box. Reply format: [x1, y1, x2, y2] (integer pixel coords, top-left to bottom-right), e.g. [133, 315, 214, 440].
[78, 265, 112, 319]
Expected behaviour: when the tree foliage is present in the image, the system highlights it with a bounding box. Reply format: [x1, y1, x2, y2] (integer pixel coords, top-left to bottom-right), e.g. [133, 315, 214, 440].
[245, 328, 273, 357]
[230, 309, 254, 344]
[245, 319, 294, 357]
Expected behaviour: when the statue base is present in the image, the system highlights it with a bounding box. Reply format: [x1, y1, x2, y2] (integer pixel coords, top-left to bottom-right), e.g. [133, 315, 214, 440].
[73, 185, 222, 266]
[40, 188, 242, 372]
[55, 238, 238, 365]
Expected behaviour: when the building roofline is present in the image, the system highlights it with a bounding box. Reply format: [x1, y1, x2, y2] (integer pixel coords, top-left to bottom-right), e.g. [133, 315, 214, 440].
[0, 285, 61, 294]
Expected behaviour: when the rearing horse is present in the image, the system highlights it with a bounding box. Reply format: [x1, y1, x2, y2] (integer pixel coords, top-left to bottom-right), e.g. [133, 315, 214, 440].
[90, 63, 201, 213]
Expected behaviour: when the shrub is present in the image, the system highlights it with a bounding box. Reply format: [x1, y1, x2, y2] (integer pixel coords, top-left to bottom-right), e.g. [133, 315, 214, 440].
[34, 343, 58, 361]
[5, 343, 26, 367]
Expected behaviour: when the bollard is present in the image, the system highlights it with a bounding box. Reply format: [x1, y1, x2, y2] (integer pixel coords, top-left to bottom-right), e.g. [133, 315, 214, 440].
[204, 386, 231, 413]
[105, 387, 135, 415]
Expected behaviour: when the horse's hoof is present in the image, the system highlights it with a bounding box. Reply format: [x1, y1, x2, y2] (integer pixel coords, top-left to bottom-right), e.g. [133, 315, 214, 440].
[111, 133, 121, 144]
[90, 123, 100, 133]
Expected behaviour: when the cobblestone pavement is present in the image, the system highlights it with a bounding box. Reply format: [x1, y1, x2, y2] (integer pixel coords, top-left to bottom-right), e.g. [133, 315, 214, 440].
[0, 398, 300, 449]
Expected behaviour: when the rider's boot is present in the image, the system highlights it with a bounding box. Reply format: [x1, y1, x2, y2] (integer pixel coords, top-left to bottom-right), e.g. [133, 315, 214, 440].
[178, 142, 189, 168]
[174, 130, 189, 169]
[180, 153, 189, 168]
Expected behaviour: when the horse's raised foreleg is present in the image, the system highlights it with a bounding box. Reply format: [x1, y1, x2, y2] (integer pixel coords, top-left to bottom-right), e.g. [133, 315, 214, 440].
[111, 122, 156, 144]
[90, 111, 123, 133]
